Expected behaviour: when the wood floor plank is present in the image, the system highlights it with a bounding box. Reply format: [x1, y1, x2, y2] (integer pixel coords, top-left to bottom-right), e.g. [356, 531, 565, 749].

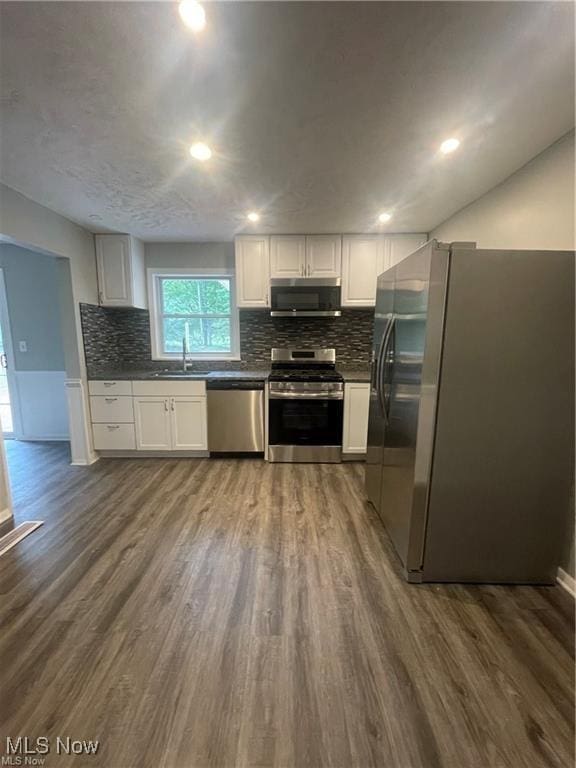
[0, 442, 573, 768]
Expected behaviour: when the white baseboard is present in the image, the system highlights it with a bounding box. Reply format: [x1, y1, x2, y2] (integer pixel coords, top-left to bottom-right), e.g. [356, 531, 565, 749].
[0, 506, 13, 525]
[70, 455, 100, 466]
[557, 567, 575, 598]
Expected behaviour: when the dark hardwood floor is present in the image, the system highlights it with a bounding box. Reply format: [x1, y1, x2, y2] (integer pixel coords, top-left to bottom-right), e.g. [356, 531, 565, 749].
[0, 441, 573, 768]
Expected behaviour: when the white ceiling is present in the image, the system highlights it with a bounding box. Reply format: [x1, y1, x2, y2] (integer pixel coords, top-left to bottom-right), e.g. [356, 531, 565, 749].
[0, 1, 574, 241]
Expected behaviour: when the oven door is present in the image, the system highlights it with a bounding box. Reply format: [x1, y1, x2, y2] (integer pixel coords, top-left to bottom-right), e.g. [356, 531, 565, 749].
[270, 279, 341, 317]
[268, 390, 343, 462]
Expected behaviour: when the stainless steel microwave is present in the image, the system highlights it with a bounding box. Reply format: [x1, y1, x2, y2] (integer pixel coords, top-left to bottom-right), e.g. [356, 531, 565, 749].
[270, 278, 342, 317]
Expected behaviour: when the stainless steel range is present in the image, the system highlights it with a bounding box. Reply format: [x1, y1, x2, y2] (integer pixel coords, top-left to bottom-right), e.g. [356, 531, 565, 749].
[268, 348, 343, 463]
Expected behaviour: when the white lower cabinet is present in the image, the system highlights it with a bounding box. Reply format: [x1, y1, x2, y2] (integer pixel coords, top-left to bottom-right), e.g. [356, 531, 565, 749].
[134, 395, 208, 452]
[134, 396, 172, 451]
[342, 383, 370, 454]
[170, 397, 207, 450]
[90, 379, 208, 453]
[92, 423, 136, 450]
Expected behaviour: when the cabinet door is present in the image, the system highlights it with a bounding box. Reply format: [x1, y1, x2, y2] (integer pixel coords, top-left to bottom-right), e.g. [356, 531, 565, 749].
[342, 383, 370, 453]
[341, 235, 385, 307]
[170, 397, 207, 450]
[306, 236, 341, 277]
[134, 397, 171, 450]
[96, 235, 132, 306]
[235, 236, 270, 307]
[270, 236, 305, 278]
[385, 234, 427, 270]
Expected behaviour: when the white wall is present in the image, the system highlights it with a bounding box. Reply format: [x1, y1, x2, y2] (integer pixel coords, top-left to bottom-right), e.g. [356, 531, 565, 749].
[432, 130, 575, 580]
[432, 131, 575, 250]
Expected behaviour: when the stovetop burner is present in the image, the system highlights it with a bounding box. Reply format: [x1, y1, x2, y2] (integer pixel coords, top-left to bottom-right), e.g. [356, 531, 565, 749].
[269, 368, 343, 382]
[269, 348, 342, 383]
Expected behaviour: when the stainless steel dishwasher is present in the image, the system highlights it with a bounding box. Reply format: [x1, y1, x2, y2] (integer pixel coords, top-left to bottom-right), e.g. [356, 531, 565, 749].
[206, 380, 265, 454]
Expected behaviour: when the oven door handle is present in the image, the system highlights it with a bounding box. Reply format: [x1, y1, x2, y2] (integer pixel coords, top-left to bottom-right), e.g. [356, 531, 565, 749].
[269, 391, 343, 400]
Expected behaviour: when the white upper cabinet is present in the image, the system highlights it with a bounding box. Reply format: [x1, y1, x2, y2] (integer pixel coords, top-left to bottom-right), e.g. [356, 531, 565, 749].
[270, 235, 341, 278]
[385, 234, 427, 270]
[341, 234, 427, 307]
[235, 236, 270, 308]
[270, 236, 306, 278]
[341, 235, 386, 307]
[305, 235, 341, 278]
[95, 234, 146, 309]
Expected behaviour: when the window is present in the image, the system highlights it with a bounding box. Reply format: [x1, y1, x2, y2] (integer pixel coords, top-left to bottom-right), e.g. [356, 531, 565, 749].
[149, 269, 239, 360]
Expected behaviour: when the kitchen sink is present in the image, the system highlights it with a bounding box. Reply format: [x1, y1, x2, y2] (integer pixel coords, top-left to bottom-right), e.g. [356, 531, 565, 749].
[151, 370, 213, 378]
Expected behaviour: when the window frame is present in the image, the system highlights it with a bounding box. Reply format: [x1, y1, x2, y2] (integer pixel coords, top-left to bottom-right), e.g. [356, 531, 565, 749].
[147, 267, 240, 361]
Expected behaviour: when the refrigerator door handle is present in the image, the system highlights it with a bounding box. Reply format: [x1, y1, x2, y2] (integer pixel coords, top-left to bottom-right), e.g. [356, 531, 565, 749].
[378, 317, 395, 420]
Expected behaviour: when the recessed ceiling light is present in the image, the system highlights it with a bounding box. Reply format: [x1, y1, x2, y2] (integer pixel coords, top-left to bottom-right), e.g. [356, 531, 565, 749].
[189, 142, 212, 161]
[440, 138, 460, 155]
[247, 212, 260, 223]
[378, 212, 392, 223]
[178, 0, 206, 31]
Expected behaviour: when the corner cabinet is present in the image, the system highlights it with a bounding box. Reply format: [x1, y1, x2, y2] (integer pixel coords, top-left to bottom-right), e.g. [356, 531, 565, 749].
[342, 382, 370, 454]
[95, 234, 147, 309]
[341, 234, 427, 307]
[235, 236, 270, 307]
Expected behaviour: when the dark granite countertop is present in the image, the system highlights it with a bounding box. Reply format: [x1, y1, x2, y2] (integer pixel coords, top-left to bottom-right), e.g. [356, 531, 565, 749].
[88, 369, 270, 382]
[338, 368, 371, 383]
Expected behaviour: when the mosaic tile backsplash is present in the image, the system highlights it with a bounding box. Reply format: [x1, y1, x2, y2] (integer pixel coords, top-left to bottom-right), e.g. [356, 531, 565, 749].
[80, 303, 373, 375]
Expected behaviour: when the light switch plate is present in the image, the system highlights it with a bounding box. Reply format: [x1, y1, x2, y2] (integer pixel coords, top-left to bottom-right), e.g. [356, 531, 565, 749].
[18, 341, 27, 352]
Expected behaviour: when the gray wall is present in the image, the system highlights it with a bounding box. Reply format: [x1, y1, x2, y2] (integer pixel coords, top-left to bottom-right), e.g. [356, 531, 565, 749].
[431, 131, 575, 580]
[145, 242, 234, 271]
[432, 131, 575, 249]
[0, 244, 65, 371]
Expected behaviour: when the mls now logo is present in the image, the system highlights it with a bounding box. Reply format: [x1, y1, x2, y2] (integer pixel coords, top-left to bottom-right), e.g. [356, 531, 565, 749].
[3, 736, 99, 763]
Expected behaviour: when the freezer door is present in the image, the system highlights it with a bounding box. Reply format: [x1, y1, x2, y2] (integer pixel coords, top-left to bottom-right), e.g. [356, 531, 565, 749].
[365, 270, 394, 510]
[378, 243, 449, 573]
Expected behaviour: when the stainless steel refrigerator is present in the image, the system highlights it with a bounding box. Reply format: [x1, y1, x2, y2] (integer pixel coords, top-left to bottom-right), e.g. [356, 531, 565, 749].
[365, 240, 574, 583]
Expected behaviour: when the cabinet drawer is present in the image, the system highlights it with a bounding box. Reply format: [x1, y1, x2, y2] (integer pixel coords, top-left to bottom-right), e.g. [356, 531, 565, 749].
[131, 380, 206, 397]
[88, 380, 133, 396]
[90, 395, 134, 423]
[92, 423, 136, 450]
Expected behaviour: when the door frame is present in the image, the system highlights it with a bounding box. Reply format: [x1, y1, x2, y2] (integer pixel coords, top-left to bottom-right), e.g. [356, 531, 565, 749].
[0, 269, 22, 438]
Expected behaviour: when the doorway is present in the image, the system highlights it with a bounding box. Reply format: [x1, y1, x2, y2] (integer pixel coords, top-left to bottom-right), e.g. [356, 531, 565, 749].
[0, 269, 18, 438]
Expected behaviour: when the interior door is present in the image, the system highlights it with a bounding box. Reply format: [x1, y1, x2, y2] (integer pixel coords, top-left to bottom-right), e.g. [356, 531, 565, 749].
[134, 396, 171, 450]
[378, 242, 449, 572]
[170, 397, 207, 450]
[364, 268, 394, 510]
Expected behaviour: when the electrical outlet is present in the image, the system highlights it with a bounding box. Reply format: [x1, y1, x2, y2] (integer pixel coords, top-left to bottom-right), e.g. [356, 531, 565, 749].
[19, 341, 27, 353]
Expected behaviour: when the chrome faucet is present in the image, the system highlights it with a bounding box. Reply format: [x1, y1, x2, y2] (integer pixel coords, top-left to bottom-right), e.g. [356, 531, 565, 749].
[182, 336, 191, 372]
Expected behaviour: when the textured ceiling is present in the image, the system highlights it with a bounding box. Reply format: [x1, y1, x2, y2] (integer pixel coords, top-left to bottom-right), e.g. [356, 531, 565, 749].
[0, 1, 574, 240]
